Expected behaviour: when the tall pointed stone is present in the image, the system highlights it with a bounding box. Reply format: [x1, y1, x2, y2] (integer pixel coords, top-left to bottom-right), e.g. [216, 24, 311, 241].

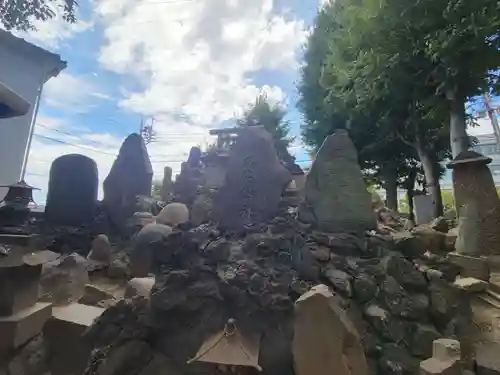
[103, 133, 153, 225]
[213, 127, 291, 231]
[299, 129, 376, 234]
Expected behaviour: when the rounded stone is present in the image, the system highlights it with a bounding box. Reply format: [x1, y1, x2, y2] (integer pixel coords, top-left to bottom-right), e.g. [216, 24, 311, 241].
[155, 203, 189, 227]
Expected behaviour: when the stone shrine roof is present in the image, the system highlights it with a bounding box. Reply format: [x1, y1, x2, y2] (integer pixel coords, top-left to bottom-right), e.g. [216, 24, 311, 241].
[446, 150, 492, 168]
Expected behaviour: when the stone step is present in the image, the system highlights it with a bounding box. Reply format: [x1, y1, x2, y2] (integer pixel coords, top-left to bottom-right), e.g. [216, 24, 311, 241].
[478, 293, 500, 310]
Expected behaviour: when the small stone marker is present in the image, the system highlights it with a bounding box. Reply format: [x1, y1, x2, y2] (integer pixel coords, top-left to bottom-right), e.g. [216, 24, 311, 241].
[44, 303, 104, 375]
[293, 284, 368, 375]
[0, 302, 52, 351]
[87, 234, 111, 264]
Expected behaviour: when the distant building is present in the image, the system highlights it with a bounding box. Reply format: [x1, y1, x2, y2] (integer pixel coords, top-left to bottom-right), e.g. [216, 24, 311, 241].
[0, 30, 66, 198]
[441, 133, 500, 189]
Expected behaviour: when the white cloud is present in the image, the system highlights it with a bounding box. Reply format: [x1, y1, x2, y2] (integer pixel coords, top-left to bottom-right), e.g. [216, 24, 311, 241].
[25, 0, 311, 202]
[468, 116, 498, 136]
[43, 72, 112, 111]
[96, 0, 307, 125]
[13, 0, 92, 50]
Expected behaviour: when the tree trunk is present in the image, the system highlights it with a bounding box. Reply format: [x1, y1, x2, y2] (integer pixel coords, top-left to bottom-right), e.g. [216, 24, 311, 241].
[405, 169, 417, 223]
[416, 142, 444, 218]
[384, 165, 399, 212]
[447, 88, 469, 158]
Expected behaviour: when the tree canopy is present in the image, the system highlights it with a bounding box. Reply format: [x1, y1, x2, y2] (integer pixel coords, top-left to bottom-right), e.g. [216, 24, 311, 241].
[1, 0, 77, 31]
[238, 94, 296, 167]
[298, 0, 500, 216]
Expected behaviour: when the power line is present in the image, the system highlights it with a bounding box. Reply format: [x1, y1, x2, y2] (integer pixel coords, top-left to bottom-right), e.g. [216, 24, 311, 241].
[33, 134, 118, 156]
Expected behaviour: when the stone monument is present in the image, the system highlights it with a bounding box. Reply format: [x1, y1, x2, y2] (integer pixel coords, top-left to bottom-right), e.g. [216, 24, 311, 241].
[212, 126, 291, 231]
[298, 129, 376, 234]
[447, 151, 500, 256]
[45, 154, 99, 226]
[103, 133, 153, 226]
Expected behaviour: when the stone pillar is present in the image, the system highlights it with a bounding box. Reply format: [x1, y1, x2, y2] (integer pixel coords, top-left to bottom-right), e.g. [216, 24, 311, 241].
[160, 166, 173, 202]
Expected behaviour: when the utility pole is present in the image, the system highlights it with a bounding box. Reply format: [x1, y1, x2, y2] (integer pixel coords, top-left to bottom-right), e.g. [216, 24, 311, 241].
[483, 93, 500, 148]
[140, 117, 157, 145]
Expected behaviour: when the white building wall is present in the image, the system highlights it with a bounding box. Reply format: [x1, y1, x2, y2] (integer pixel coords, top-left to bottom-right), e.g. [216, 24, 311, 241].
[0, 32, 65, 199]
[0, 50, 43, 198]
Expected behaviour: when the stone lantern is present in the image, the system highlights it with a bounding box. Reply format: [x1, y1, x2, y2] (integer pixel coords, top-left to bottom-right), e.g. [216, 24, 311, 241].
[0, 180, 39, 234]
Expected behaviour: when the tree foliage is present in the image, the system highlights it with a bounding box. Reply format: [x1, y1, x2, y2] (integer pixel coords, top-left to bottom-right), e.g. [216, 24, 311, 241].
[298, 0, 499, 216]
[238, 94, 296, 167]
[1, 0, 77, 32]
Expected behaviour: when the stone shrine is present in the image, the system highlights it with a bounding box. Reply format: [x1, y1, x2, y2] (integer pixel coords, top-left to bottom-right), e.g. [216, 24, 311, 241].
[298, 129, 376, 234]
[45, 154, 99, 226]
[103, 133, 153, 226]
[213, 126, 291, 231]
[447, 151, 500, 256]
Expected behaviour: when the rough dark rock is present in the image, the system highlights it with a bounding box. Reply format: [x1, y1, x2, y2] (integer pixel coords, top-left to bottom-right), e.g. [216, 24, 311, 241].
[382, 253, 427, 291]
[354, 273, 378, 303]
[324, 267, 353, 297]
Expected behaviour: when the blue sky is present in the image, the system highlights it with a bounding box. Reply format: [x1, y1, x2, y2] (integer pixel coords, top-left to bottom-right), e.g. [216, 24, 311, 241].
[14, 0, 329, 203]
[12, 0, 499, 203]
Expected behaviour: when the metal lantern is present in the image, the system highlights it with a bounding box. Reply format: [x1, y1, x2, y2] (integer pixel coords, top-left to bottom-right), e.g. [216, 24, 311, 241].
[0, 180, 39, 208]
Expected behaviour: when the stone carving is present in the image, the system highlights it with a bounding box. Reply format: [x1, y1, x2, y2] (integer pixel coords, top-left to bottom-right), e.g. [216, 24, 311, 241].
[298, 129, 376, 234]
[293, 284, 369, 375]
[213, 127, 291, 231]
[448, 151, 500, 256]
[160, 166, 173, 202]
[103, 133, 153, 226]
[45, 154, 99, 226]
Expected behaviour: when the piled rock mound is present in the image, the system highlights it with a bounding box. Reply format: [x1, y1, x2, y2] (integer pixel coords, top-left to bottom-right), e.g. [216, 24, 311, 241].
[82, 130, 472, 375]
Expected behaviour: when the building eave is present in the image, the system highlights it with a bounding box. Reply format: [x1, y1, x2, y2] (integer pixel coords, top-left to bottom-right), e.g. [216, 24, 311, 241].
[0, 30, 66, 82]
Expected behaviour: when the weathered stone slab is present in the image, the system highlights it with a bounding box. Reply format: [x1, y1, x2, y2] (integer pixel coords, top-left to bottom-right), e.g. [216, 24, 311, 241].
[419, 357, 461, 375]
[293, 284, 369, 375]
[298, 130, 376, 234]
[45, 154, 99, 226]
[0, 302, 52, 352]
[213, 127, 291, 231]
[452, 277, 488, 293]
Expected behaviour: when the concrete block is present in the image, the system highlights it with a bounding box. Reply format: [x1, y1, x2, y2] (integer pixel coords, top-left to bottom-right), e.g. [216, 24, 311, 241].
[44, 303, 104, 375]
[0, 302, 52, 352]
[447, 253, 490, 281]
[453, 278, 488, 293]
[0, 264, 41, 316]
[419, 358, 461, 375]
[432, 338, 461, 361]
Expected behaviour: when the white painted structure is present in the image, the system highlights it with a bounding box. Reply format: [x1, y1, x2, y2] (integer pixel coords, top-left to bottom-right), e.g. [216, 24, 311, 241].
[0, 30, 66, 198]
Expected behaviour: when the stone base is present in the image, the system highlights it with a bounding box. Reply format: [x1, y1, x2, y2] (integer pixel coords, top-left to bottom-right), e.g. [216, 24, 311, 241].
[447, 253, 490, 281]
[44, 303, 104, 375]
[0, 302, 52, 353]
[0, 264, 41, 316]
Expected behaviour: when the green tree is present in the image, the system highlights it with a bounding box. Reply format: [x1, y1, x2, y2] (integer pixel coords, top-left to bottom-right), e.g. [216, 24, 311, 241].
[298, 1, 454, 217]
[238, 94, 296, 167]
[1, 0, 76, 31]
